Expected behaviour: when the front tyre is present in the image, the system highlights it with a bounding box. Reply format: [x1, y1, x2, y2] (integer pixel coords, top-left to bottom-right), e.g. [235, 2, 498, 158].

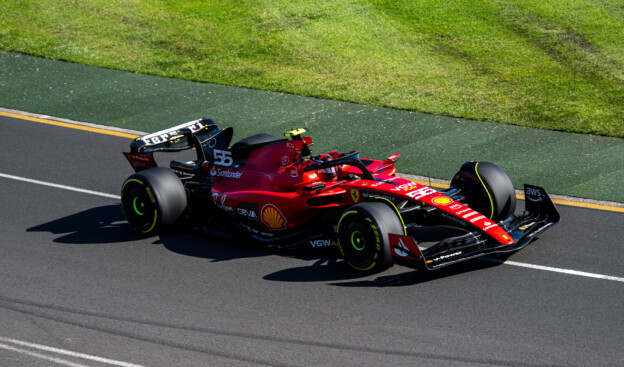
[337, 202, 404, 272]
[121, 167, 187, 235]
[451, 161, 516, 222]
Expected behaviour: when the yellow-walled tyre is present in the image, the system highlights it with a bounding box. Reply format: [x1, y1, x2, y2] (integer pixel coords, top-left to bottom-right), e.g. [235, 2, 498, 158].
[451, 161, 516, 222]
[337, 202, 403, 272]
[121, 168, 187, 235]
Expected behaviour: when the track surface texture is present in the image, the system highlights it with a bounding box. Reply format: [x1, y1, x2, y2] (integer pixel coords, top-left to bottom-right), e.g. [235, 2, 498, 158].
[1, 114, 623, 366]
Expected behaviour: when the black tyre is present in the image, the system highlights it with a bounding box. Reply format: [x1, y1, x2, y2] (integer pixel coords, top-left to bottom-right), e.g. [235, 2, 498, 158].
[121, 167, 188, 235]
[450, 161, 516, 222]
[337, 202, 404, 272]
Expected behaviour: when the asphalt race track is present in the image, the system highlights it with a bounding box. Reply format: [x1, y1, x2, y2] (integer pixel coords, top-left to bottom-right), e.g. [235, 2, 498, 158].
[1, 114, 623, 367]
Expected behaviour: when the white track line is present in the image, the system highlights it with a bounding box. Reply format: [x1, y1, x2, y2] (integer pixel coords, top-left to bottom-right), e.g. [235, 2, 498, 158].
[0, 342, 88, 367]
[2, 172, 623, 283]
[0, 337, 147, 367]
[481, 258, 624, 283]
[0, 173, 120, 200]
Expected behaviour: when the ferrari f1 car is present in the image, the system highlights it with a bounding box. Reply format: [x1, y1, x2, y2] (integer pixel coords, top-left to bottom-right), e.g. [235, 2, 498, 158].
[121, 118, 560, 272]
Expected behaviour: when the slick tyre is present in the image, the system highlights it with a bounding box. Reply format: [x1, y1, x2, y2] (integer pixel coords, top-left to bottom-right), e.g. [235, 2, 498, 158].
[451, 161, 516, 222]
[337, 202, 403, 272]
[121, 167, 187, 235]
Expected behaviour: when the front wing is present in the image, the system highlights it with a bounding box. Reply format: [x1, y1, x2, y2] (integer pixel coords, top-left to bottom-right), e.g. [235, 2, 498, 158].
[389, 185, 560, 270]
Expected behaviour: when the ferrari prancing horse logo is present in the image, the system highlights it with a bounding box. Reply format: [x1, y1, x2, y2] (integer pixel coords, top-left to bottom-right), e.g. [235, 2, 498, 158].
[350, 189, 360, 203]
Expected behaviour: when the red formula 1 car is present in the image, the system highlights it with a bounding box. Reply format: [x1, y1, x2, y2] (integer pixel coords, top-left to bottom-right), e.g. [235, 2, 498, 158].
[121, 118, 560, 272]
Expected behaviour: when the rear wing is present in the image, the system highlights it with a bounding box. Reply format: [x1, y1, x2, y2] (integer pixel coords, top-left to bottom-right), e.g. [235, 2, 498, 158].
[124, 118, 229, 172]
[129, 118, 218, 154]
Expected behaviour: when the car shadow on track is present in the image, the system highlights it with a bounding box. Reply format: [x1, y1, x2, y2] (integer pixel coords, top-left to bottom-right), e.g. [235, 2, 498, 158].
[25, 204, 341, 268]
[27, 204, 143, 244]
[263, 256, 508, 286]
[27, 204, 509, 285]
[327, 257, 509, 287]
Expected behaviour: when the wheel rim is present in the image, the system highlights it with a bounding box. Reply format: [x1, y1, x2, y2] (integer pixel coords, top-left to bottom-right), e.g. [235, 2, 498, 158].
[132, 196, 146, 216]
[122, 185, 156, 231]
[340, 218, 377, 269]
[350, 231, 365, 251]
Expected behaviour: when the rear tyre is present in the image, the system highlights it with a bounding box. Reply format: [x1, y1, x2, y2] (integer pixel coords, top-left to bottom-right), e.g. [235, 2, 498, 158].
[121, 168, 187, 235]
[450, 161, 516, 222]
[337, 202, 404, 272]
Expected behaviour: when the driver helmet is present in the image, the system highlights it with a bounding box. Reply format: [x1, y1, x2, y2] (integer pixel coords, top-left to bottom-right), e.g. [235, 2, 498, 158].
[315, 154, 338, 180]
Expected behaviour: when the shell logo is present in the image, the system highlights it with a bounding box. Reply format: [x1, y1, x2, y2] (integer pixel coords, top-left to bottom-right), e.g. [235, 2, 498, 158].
[261, 204, 287, 230]
[432, 196, 452, 206]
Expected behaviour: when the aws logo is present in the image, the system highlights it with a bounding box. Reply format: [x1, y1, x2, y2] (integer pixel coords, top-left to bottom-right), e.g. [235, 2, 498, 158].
[526, 187, 543, 202]
[260, 204, 288, 230]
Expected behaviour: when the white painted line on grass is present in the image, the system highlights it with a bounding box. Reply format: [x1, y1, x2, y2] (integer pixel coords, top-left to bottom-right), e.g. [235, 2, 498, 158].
[0, 337, 148, 367]
[481, 258, 624, 283]
[0, 173, 120, 200]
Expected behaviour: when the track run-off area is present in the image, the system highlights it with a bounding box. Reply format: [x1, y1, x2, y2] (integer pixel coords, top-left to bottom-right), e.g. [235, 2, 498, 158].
[1, 112, 623, 366]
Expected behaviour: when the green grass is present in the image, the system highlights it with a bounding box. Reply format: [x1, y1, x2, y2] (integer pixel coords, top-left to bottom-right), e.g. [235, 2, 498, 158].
[1, 0, 623, 137]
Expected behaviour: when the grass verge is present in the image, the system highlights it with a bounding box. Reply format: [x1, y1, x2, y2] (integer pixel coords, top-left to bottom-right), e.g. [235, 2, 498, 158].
[1, 0, 623, 137]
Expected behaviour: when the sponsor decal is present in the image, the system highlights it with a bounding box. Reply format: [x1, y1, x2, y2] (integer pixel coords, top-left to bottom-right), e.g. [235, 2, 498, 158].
[261, 204, 288, 230]
[220, 195, 233, 212]
[281, 155, 290, 166]
[450, 203, 463, 210]
[237, 208, 258, 221]
[526, 187, 543, 202]
[462, 211, 479, 219]
[286, 141, 296, 149]
[290, 168, 299, 178]
[123, 153, 157, 171]
[212, 193, 233, 213]
[456, 208, 472, 215]
[207, 137, 217, 149]
[483, 223, 499, 231]
[388, 234, 421, 259]
[432, 251, 462, 262]
[210, 167, 243, 179]
[140, 120, 203, 145]
[406, 187, 436, 200]
[394, 238, 409, 257]
[350, 189, 360, 203]
[310, 239, 333, 248]
[391, 182, 419, 192]
[432, 196, 452, 206]
[362, 192, 396, 202]
[469, 215, 487, 223]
